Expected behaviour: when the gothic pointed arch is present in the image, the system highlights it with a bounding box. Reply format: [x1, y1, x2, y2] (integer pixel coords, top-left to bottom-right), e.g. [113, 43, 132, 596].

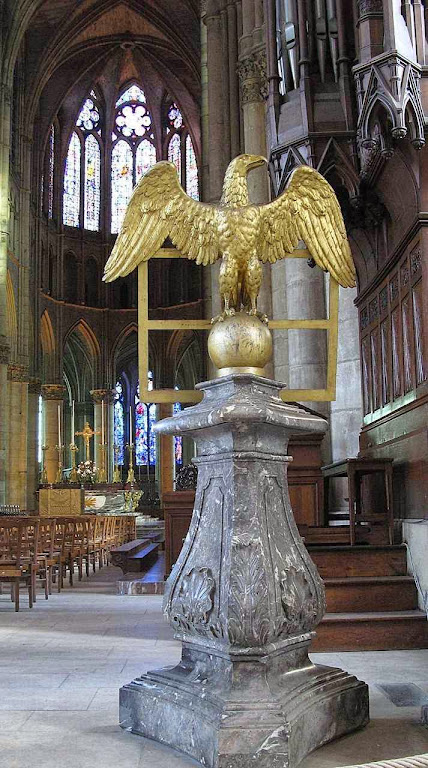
[162, 93, 199, 199]
[40, 309, 56, 383]
[63, 319, 100, 400]
[64, 318, 100, 360]
[111, 80, 157, 233]
[63, 88, 102, 230]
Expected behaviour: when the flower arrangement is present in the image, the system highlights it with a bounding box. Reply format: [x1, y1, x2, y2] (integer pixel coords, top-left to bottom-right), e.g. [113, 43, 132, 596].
[77, 460, 97, 484]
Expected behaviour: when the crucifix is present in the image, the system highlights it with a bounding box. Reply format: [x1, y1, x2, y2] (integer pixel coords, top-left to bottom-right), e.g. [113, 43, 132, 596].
[75, 421, 100, 463]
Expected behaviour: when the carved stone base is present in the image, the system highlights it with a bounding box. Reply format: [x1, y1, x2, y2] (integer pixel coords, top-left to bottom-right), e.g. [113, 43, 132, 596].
[119, 375, 369, 766]
[120, 642, 368, 767]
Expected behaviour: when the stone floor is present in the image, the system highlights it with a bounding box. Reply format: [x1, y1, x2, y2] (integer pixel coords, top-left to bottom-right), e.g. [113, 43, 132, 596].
[1, 566, 427, 768]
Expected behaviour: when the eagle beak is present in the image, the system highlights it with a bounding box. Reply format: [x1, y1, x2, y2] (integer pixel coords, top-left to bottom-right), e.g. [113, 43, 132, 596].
[248, 155, 268, 169]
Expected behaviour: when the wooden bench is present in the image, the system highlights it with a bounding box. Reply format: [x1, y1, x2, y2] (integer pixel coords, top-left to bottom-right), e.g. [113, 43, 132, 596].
[110, 537, 159, 574]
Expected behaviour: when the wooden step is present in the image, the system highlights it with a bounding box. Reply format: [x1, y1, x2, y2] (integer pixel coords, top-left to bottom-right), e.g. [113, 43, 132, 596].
[311, 610, 428, 652]
[309, 544, 407, 579]
[300, 525, 370, 546]
[324, 576, 418, 613]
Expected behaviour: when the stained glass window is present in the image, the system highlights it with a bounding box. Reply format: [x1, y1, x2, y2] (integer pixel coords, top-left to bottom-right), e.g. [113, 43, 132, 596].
[115, 104, 153, 141]
[173, 401, 183, 466]
[135, 374, 157, 466]
[63, 132, 81, 227]
[111, 85, 157, 233]
[114, 381, 125, 465]
[116, 85, 146, 105]
[164, 100, 198, 196]
[168, 133, 181, 178]
[77, 97, 100, 131]
[136, 139, 156, 182]
[135, 387, 148, 466]
[168, 102, 183, 129]
[185, 134, 199, 200]
[84, 134, 101, 231]
[63, 90, 103, 231]
[48, 125, 55, 219]
[148, 403, 157, 464]
[38, 394, 43, 464]
[111, 140, 133, 234]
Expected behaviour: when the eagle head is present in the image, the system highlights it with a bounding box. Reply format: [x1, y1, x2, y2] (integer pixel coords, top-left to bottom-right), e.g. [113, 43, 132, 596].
[221, 154, 268, 207]
[228, 154, 267, 175]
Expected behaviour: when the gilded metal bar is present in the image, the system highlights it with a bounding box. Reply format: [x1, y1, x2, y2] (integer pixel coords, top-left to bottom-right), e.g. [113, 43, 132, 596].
[269, 318, 330, 330]
[326, 278, 339, 396]
[280, 389, 336, 402]
[139, 388, 203, 404]
[147, 320, 212, 330]
[138, 262, 149, 392]
[138, 255, 340, 404]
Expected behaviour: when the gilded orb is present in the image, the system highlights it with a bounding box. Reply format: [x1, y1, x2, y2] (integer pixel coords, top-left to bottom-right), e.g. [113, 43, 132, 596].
[208, 311, 273, 376]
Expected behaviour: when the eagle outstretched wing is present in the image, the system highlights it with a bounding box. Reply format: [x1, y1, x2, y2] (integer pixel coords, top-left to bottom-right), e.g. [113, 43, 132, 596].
[257, 166, 356, 288]
[103, 162, 219, 282]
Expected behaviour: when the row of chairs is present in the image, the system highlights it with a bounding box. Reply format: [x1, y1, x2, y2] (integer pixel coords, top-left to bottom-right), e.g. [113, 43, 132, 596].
[0, 515, 136, 611]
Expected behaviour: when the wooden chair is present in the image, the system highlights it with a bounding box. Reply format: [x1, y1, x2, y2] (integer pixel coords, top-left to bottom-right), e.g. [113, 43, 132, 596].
[0, 519, 39, 611]
[37, 518, 58, 598]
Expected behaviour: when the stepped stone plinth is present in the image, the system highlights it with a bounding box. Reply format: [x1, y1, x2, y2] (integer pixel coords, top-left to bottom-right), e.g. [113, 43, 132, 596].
[119, 374, 369, 767]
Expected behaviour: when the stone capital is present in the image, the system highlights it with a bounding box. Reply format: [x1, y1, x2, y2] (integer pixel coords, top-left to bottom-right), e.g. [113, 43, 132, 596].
[41, 384, 67, 401]
[90, 388, 115, 404]
[7, 363, 29, 382]
[358, 0, 383, 17]
[28, 377, 42, 395]
[237, 50, 268, 105]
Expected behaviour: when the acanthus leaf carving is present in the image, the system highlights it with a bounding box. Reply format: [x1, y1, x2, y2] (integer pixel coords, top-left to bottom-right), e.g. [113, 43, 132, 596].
[279, 562, 323, 636]
[227, 543, 272, 646]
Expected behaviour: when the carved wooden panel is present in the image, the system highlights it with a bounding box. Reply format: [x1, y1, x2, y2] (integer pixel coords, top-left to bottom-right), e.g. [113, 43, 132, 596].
[359, 242, 427, 418]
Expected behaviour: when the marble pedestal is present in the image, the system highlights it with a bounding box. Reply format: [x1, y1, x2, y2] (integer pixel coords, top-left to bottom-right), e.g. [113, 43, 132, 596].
[120, 375, 369, 767]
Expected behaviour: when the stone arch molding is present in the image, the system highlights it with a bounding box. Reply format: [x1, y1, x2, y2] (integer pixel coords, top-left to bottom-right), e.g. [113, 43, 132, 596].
[354, 54, 426, 155]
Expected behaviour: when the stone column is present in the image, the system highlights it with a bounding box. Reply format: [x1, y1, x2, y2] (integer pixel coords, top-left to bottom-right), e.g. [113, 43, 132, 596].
[285, 259, 330, 423]
[6, 364, 29, 508]
[329, 287, 363, 514]
[357, 0, 384, 62]
[119, 374, 369, 766]
[0, 341, 10, 504]
[90, 389, 112, 480]
[204, 0, 230, 332]
[237, 48, 273, 369]
[41, 384, 67, 484]
[0, 82, 12, 507]
[27, 378, 41, 510]
[106, 390, 115, 482]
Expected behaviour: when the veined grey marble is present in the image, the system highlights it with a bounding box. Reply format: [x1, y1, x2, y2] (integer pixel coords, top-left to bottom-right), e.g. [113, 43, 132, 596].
[120, 374, 369, 767]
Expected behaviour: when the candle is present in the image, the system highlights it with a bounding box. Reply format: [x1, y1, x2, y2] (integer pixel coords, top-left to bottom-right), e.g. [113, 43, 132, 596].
[129, 405, 132, 443]
[71, 400, 75, 444]
[101, 399, 105, 444]
[58, 404, 61, 446]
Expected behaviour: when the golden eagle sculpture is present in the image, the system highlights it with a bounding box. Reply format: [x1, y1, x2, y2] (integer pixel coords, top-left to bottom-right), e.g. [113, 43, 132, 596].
[103, 154, 355, 321]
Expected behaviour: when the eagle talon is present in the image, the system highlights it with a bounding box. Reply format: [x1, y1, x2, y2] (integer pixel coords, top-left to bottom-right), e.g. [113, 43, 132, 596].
[211, 308, 236, 324]
[247, 308, 269, 324]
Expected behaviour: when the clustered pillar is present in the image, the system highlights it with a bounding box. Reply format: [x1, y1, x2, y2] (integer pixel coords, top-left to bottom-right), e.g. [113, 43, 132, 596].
[41, 384, 66, 485]
[6, 364, 29, 509]
[90, 388, 115, 482]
